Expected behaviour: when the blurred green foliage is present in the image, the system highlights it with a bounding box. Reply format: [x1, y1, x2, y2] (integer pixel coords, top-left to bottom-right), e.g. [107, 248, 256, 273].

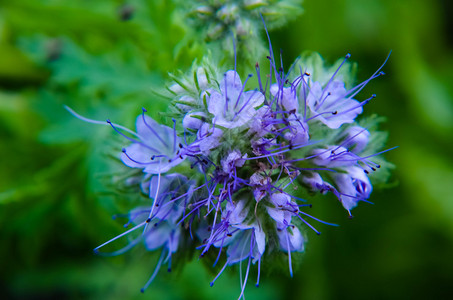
[1, 0, 452, 299]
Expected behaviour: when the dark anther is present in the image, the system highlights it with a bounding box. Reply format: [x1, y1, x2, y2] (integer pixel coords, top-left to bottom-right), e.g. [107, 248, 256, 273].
[305, 72, 310, 76]
[255, 62, 259, 68]
[179, 143, 183, 148]
[289, 109, 296, 114]
[121, 148, 126, 153]
[266, 56, 271, 60]
[345, 53, 351, 59]
[146, 218, 152, 223]
[151, 155, 155, 160]
[227, 233, 232, 237]
[376, 164, 381, 168]
[278, 67, 284, 73]
[179, 155, 183, 159]
[364, 170, 369, 174]
[106, 119, 111, 124]
[142, 107, 147, 112]
[167, 268, 172, 272]
[371, 167, 376, 171]
[332, 111, 338, 115]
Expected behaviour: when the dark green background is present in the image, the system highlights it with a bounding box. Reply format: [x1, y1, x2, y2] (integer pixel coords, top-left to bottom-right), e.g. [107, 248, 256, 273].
[1, 0, 452, 299]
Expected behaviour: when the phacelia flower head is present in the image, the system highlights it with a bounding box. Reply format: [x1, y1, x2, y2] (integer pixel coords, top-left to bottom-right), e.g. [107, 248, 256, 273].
[71, 29, 394, 299]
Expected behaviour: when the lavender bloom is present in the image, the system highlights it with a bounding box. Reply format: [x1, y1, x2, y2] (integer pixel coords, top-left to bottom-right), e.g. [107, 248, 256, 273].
[221, 150, 247, 174]
[332, 166, 373, 211]
[140, 173, 194, 223]
[311, 146, 358, 168]
[202, 200, 265, 296]
[207, 70, 264, 128]
[222, 201, 265, 264]
[190, 122, 223, 155]
[304, 80, 363, 129]
[270, 84, 299, 113]
[121, 112, 184, 174]
[301, 172, 333, 194]
[129, 206, 181, 252]
[183, 111, 207, 130]
[250, 172, 272, 202]
[76, 35, 393, 297]
[342, 126, 370, 153]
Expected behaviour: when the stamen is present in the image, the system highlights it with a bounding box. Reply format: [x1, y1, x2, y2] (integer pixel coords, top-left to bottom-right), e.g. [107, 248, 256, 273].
[234, 74, 253, 109]
[107, 120, 159, 152]
[141, 250, 166, 293]
[210, 261, 228, 287]
[143, 172, 162, 234]
[141, 108, 169, 148]
[255, 62, 264, 93]
[255, 258, 261, 287]
[94, 220, 147, 253]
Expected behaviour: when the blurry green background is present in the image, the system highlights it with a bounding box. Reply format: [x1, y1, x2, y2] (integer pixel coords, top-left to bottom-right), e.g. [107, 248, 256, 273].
[1, 0, 452, 299]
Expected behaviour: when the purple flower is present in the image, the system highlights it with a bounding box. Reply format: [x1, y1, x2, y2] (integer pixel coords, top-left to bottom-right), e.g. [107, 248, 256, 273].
[266, 192, 304, 276]
[129, 206, 182, 252]
[207, 70, 264, 128]
[204, 200, 265, 295]
[332, 166, 372, 211]
[121, 113, 184, 174]
[270, 84, 299, 113]
[342, 126, 370, 153]
[301, 172, 333, 194]
[140, 173, 194, 223]
[282, 114, 309, 146]
[183, 111, 207, 130]
[304, 80, 363, 129]
[221, 150, 247, 174]
[190, 123, 223, 155]
[311, 146, 357, 168]
[266, 193, 296, 228]
[250, 172, 272, 202]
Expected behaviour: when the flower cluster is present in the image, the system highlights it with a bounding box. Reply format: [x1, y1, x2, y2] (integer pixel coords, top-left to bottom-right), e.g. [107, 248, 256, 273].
[85, 49, 392, 297]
